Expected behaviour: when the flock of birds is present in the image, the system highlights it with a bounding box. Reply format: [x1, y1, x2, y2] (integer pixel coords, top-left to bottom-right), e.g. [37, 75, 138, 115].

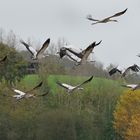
[0, 8, 140, 100]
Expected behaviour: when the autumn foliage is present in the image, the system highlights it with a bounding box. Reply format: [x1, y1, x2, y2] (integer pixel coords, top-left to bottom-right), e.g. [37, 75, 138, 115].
[113, 89, 140, 140]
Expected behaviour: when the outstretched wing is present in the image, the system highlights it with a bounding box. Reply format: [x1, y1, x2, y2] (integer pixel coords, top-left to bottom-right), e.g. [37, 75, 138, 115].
[56, 81, 74, 89]
[109, 68, 117, 76]
[121, 84, 130, 88]
[121, 84, 139, 90]
[0, 56, 7, 63]
[66, 53, 79, 63]
[80, 41, 101, 64]
[136, 65, 140, 71]
[81, 40, 101, 56]
[121, 67, 130, 77]
[131, 64, 140, 72]
[95, 40, 102, 46]
[36, 38, 50, 57]
[109, 67, 122, 76]
[105, 8, 128, 19]
[66, 48, 82, 58]
[81, 41, 96, 56]
[122, 64, 140, 77]
[76, 76, 93, 89]
[26, 81, 43, 92]
[20, 40, 37, 56]
[12, 88, 26, 96]
[86, 14, 99, 21]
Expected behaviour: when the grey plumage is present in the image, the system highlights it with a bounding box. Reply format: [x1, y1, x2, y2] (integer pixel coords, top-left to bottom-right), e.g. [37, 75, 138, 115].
[56, 76, 93, 93]
[20, 38, 50, 60]
[87, 8, 127, 25]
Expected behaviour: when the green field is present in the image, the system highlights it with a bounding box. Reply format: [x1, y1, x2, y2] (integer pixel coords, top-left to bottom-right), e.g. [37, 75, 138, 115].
[19, 74, 40, 88]
[20, 74, 123, 94]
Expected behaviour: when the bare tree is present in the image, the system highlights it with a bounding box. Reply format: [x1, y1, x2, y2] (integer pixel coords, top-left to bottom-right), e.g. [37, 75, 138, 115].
[0, 28, 5, 43]
[6, 30, 17, 48]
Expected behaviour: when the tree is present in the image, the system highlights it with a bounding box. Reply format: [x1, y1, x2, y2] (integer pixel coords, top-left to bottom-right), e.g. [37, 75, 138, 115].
[0, 43, 28, 84]
[113, 90, 140, 139]
[0, 28, 5, 43]
[125, 114, 140, 140]
[6, 30, 17, 48]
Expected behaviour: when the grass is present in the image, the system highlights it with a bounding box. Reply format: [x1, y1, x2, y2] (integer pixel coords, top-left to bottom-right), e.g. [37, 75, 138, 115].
[20, 74, 123, 94]
[19, 74, 40, 89]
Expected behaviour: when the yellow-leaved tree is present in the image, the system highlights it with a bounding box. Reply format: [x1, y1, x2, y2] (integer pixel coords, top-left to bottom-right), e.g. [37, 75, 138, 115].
[113, 89, 140, 140]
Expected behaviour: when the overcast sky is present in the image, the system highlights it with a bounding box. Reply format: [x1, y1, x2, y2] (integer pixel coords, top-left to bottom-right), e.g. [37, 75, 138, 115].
[0, 0, 140, 68]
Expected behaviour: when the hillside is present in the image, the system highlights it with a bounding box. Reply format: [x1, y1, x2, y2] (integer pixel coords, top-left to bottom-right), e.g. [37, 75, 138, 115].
[19, 74, 123, 94]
